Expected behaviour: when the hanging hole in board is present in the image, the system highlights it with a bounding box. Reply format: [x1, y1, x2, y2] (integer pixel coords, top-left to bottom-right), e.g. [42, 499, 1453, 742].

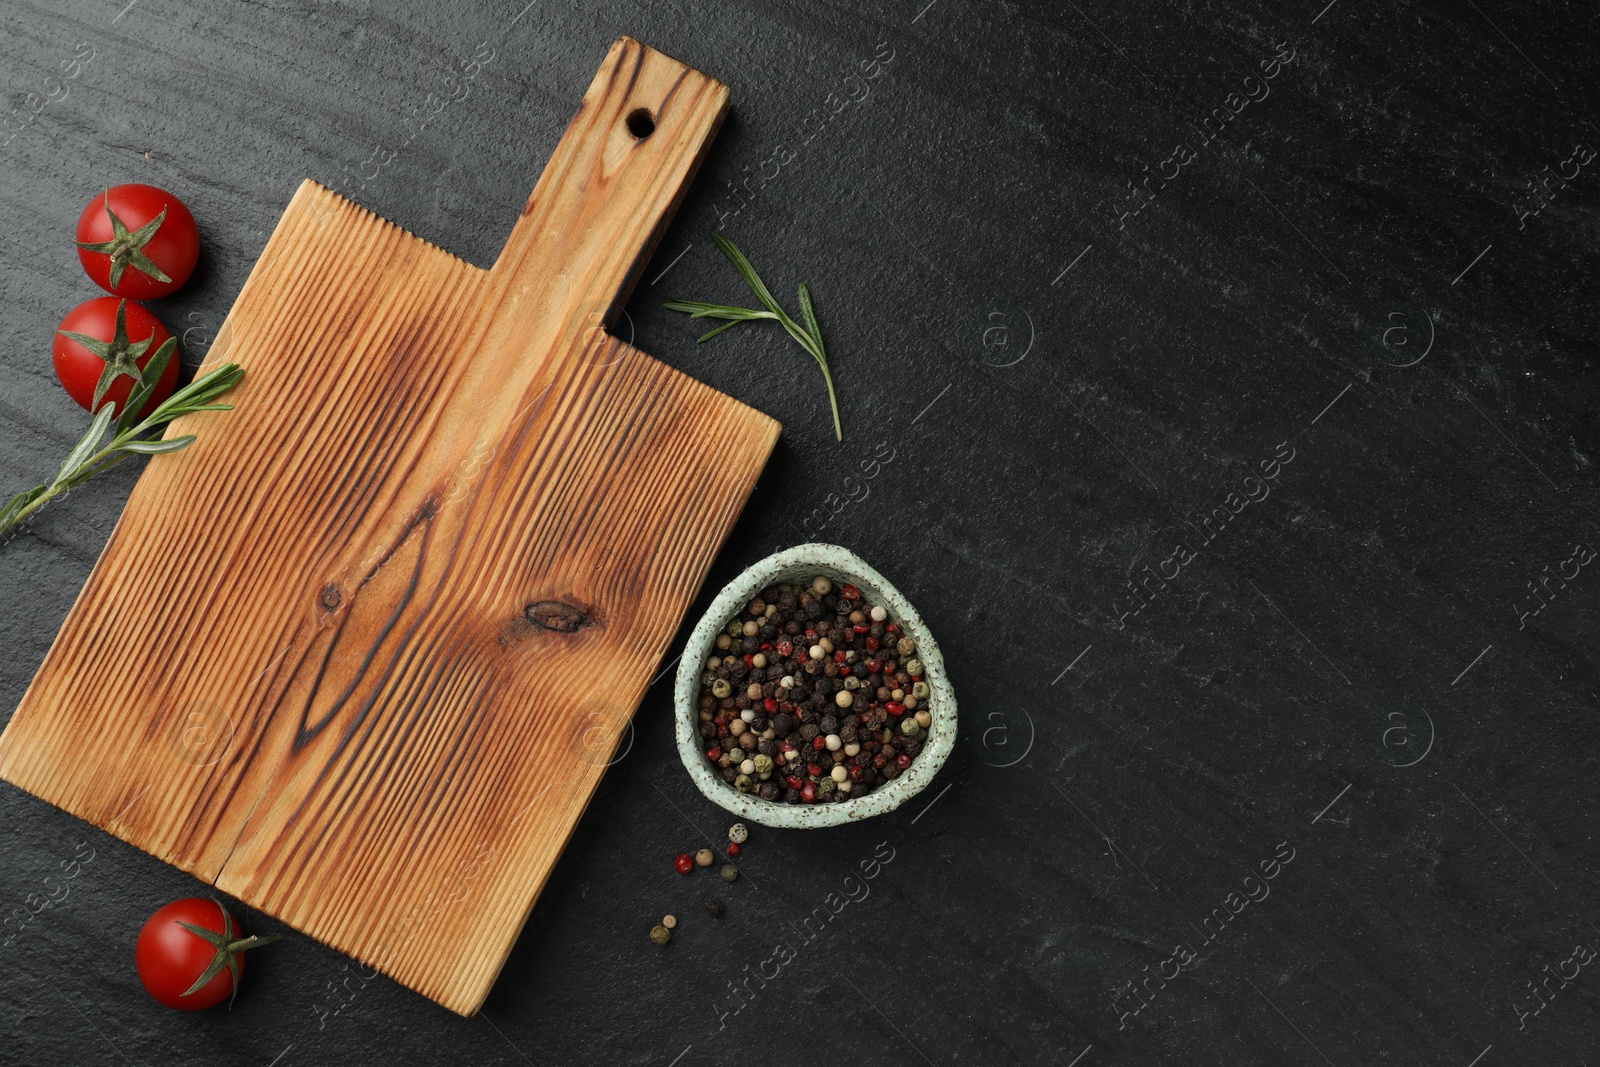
[626, 108, 655, 139]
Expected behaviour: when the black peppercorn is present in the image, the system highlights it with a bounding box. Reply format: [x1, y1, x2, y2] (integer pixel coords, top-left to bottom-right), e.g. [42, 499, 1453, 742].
[773, 713, 794, 736]
[720, 766, 738, 783]
[759, 781, 780, 801]
[799, 723, 820, 741]
[706, 899, 725, 918]
[819, 714, 838, 734]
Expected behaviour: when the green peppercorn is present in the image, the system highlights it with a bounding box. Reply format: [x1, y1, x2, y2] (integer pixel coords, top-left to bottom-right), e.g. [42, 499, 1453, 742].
[720, 864, 739, 882]
[650, 924, 671, 945]
[897, 637, 916, 658]
[900, 719, 921, 738]
[753, 754, 774, 774]
[734, 773, 754, 793]
[904, 657, 923, 677]
[912, 681, 930, 700]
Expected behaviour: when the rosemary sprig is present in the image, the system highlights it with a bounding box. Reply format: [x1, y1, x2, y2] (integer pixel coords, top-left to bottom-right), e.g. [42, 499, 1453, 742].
[0, 347, 243, 544]
[665, 233, 843, 442]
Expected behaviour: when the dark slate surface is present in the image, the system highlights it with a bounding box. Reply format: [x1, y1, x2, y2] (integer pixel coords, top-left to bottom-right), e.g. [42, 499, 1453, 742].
[2, 0, 1597, 1064]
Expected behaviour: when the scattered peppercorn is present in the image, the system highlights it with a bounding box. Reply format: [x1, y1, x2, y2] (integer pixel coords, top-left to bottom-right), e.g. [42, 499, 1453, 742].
[650, 924, 672, 946]
[725, 842, 741, 859]
[720, 864, 740, 883]
[706, 899, 725, 918]
[695, 848, 714, 867]
[697, 580, 932, 804]
[662, 914, 678, 929]
[674, 853, 694, 874]
[728, 823, 748, 844]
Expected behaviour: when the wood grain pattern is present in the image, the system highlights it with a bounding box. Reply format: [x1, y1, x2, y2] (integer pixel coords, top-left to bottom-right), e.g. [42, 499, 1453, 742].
[0, 37, 778, 1016]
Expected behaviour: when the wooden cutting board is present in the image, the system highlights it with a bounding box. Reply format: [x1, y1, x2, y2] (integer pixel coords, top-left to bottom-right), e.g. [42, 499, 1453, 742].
[0, 37, 778, 1016]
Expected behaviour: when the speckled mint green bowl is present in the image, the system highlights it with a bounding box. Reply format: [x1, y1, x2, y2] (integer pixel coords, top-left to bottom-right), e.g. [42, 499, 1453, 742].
[675, 544, 955, 828]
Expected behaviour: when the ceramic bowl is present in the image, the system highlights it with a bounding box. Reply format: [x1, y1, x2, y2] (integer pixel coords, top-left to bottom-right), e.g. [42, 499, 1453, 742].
[675, 544, 955, 828]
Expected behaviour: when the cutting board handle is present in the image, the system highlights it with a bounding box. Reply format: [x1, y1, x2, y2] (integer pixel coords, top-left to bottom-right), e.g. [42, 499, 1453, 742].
[488, 37, 728, 332]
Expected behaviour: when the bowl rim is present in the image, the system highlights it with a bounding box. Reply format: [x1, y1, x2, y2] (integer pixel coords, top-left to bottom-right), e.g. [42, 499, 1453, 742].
[674, 543, 954, 828]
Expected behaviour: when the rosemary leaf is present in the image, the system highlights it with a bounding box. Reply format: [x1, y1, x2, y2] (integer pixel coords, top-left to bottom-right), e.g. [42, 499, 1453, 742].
[0, 486, 47, 531]
[57, 404, 116, 485]
[797, 283, 824, 355]
[116, 337, 177, 437]
[118, 435, 197, 455]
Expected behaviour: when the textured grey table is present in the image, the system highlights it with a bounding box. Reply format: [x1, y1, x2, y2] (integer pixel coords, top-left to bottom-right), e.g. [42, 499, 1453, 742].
[2, 1, 1597, 1065]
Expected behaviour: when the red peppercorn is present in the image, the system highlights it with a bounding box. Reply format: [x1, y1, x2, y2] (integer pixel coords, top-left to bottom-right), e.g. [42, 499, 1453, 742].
[833, 650, 847, 664]
[812, 735, 827, 750]
[886, 623, 900, 635]
[866, 659, 882, 673]
[776, 639, 793, 657]
[764, 697, 778, 713]
[706, 747, 721, 761]
[743, 653, 754, 665]
[778, 740, 794, 753]
[807, 762, 824, 777]
[801, 782, 817, 802]
[853, 623, 870, 634]
[896, 754, 912, 769]
[872, 753, 887, 768]
[717, 724, 730, 738]
[885, 701, 905, 717]
[725, 842, 742, 858]
[841, 583, 860, 600]
[674, 854, 693, 874]
[864, 636, 879, 652]
[849, 765, 866, 782]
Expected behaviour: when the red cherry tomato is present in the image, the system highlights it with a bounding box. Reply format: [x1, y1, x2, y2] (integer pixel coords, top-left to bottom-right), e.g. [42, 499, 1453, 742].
[75, 183, 199, 299]
[53, 297, 177, 419]
[135, 897, 277, 1010]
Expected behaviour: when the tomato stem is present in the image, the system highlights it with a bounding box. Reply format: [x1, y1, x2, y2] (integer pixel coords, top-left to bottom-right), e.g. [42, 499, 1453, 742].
[174, 898, 281, 1009]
